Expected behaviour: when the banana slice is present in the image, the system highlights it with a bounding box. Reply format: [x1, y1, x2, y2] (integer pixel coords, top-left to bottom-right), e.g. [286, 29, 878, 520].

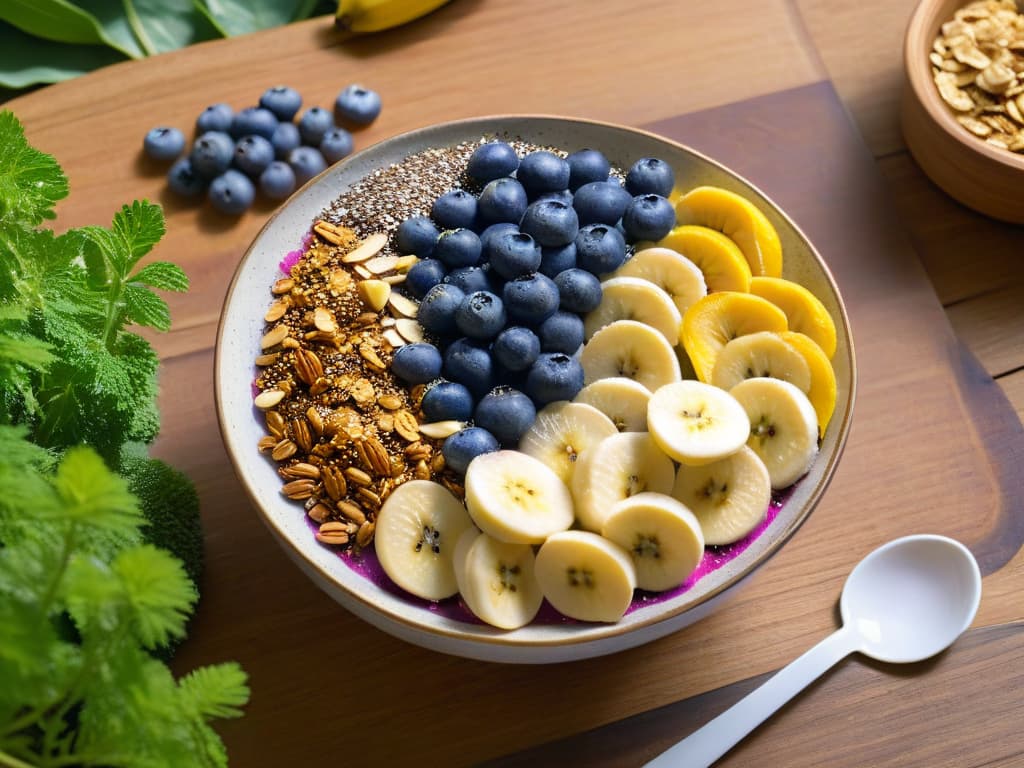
[647, 380, 750, 466]
[584, 276, 682, 345]
[750, 276, 837, 359]
[534, 530, 637, 623]
[657, 225, 752, 293]
[580, 320, 681, 392]
[375, 479, 475, 601]
[672, 446, 771, 545]
[574, 377, 651, 432]
[518, 401, 618, 486]
[570, 431, 676, 532]
[681, 292, 789, 382]
[453, 529, 544, 630]
[464, 450, 574, 544]
[613, 247, 708, 315]
[779, 331, 837, 438]
[710, 331, 811, 393]
[675, 186, 783, 277]
[729, 377, 818, 489]
[601, 492, 704, 592]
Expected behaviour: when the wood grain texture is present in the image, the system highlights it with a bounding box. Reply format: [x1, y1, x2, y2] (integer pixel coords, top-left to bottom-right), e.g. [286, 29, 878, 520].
[486, 622, 1024, 768]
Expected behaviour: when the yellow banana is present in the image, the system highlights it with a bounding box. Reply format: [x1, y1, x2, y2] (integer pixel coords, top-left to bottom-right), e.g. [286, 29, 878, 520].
[335, 0, 452, 33]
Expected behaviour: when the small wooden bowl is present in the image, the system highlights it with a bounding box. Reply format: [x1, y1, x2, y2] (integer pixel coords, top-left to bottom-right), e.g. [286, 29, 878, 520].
[902, 0, 1024, 224]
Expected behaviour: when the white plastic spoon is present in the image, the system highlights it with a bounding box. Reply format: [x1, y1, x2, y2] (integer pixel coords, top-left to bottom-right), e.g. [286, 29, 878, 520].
[645, 534, 982, 768]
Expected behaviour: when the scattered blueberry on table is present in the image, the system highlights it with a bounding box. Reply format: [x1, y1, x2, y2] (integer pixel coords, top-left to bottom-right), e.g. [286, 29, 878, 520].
[143, 83, 381, 215]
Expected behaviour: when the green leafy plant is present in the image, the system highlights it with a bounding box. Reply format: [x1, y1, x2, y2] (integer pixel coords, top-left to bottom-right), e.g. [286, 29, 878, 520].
[0, 0, 336, 90]
[0, 108, 247, 765]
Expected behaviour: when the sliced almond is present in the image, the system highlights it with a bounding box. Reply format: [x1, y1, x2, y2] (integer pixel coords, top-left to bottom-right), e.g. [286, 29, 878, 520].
[254, 389, 285, 410]
[387, 291, 419, 318]
[366, 255, 400, 274]
[395, 318, 425, 343]
[261, 324, 288, 349]
[342, 233, 388, 263]
[418, 420, 466, 439]
[382, 328, 406, 347]
[314, 306, 337, 333]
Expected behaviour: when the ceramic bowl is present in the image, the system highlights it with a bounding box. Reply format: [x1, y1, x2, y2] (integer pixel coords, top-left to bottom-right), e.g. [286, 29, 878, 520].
[215, 116, 855, 664]
[901, 0, 1024, 223]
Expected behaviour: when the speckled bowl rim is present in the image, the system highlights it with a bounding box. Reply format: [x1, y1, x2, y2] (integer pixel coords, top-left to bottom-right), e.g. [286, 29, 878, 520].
[215, 114, 856, 660]
[904, 0, 1024, 172]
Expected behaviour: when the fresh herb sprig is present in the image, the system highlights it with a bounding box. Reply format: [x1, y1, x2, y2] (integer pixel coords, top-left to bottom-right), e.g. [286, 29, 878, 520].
[0, 109, 248, 766]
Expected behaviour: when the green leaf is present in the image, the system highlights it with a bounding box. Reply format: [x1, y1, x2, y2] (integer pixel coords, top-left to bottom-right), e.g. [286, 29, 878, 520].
[73, 0, 148, 59]
[130, 261, 189, 292]
[194, 0, 312, 37]
[0, 0, 142, 59]
[124, 0, 222, 56]
[50, 446, 142, 534]
[114, 544, 196, 648]
[123, 284, 170, 331]
[178, 663, 249, 720]
[110, 201, 165, 274]
[0, 22, 127, 89]
[0, 108, 69, 227]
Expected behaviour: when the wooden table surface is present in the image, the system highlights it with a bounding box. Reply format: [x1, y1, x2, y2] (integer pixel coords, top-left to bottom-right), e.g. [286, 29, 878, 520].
[7, 1, 1024, 765]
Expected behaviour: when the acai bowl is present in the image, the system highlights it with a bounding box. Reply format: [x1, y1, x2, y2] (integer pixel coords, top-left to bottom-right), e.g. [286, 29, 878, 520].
[215, 116, 855, 664]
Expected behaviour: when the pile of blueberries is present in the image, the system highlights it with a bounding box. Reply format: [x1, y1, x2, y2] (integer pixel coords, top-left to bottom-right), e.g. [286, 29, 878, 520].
[142, 84, 382, 215]
[386, 141, 678, 474]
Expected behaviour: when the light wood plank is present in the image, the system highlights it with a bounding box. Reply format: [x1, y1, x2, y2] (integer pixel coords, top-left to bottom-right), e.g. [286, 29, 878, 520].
[794, 0, 919, 156]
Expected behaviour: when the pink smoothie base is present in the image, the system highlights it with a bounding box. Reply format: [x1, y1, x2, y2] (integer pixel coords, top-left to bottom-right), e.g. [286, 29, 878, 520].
[308, 491, 789, 627]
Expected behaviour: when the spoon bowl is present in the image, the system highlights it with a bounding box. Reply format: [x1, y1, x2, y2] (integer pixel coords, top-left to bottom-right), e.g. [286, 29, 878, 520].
[841, 534, 982, 664]
[646, 534, 982, 767]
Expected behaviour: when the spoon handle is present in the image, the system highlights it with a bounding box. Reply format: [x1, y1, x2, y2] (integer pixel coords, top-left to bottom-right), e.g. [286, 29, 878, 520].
[644, 627, 859, 768]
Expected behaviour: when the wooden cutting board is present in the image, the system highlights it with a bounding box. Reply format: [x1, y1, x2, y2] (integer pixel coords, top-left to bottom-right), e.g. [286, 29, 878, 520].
[161, 83, 1021, 767]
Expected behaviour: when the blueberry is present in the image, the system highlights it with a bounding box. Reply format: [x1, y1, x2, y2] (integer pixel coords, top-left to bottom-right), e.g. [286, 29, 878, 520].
[418, 283, 466, 337]
[538, 242, 577, 278]
[517, 150, 570, 196]
[189, 131, 234, 179]
[502, 272, 560, 326]
[566, 148, 610, 190]
[467, 141, 519, 183]
[477, 177, 528, 224]
[334, 84, 382, 126]
[422, 381, 475, 422]
[554, 268, 602, 313]
[196, 103, 233, 134]
[297, 107, 334, 146]
[492, 326, 541, 372]
[405, 259, 447, 298]
[474, 388, 537, 446]
[143, 127, 185, 161]
[230, 107, 278, 141]
[537, 311, 585, 355]
[258, 161, 297, 200]
[395, 216, 438, 257]
[525, 353, 585, 406]
[572, 181, 632, 226]
[431, 189, 478, 230]
[534, 189, 574, 206]
[444, 265, 490, 295]
[434, 228, 482, 269]
[288, 146, 328, 186]
[625, 157, 675, 197]
[455, 290, 506, 340]
[234, 135, 275, 177]
[442, 427, 500, 475]
[442, 337, 494, 397]
[320, 127, 354, 164]
[259, 85, 303, 121]
[270, 122, 301, 160]
[208, 169, 255, 215]
[519, 199, 579, 247]
[480, 222, 520, 256]
[391, 343, 443, 384]
[489, 231, 541, 280]
[166, 158, 206, 198]
[575, 223, 627, 275]
[622, 194, 675, 242]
